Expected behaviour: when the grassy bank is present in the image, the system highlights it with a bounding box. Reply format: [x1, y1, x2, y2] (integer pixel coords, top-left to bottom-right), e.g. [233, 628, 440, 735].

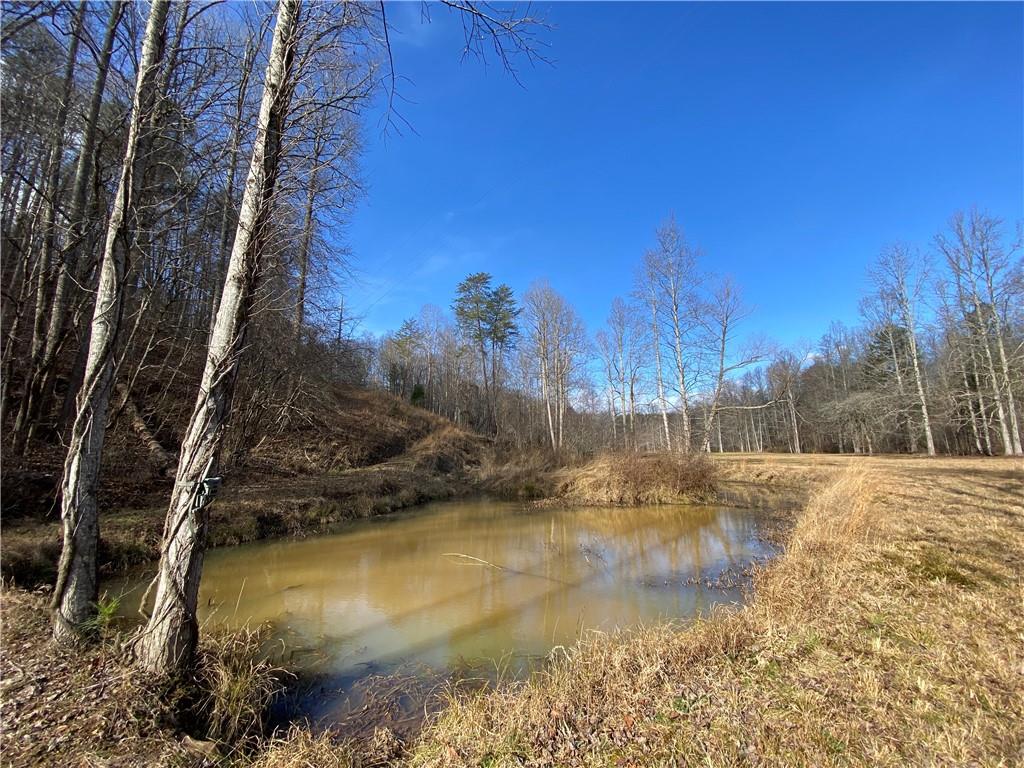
[1, 445, 704, 588]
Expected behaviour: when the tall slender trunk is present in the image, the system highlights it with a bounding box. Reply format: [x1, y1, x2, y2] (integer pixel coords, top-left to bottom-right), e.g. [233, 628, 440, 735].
[294, 168, 316, 342]
[34, 1, 124, 429]
[960, 362, 983, 455]
[557, 361, 566, 451]
[976, 241, 1023, 455]
[787, 390, 801, 454]
[540, 348, 556, 452]
[210, 41, 258, 333]
[649, 293, 671, 451]
[968, 341, 994, 455]
[670, 297, 690, 451]
[607, 391, 617, 445]
[993, 328, 1022, 455]
[886, 328, 914, 451]
[136, 0, 301, 675]
[702, 327, 727, 453]
[13, 3, 87, 449]
[979, 322, 1012, 454]
[52, 0, 171, 643]
[904, 325, 935, 456]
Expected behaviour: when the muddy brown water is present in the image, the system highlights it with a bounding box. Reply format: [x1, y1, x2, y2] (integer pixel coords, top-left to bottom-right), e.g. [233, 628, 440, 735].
[112, 498, 775, 735]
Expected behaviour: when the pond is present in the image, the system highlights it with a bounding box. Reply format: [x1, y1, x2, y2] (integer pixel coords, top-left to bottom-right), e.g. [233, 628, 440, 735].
[112, 498, 774, 734]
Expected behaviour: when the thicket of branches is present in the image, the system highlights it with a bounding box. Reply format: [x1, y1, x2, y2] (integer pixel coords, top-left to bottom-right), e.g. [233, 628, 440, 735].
[1, 1, 373, 464]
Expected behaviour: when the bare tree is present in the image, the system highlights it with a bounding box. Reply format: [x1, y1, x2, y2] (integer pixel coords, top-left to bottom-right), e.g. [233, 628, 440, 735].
[136, 0, 304, 674]
[697, 278, 760, 452]
[870, 244, 936, 455]
[646, 217, 699, 451]
[936, 211, 1022, 456]
[52, 0, 172, 643]
[523, 280, 587, 453]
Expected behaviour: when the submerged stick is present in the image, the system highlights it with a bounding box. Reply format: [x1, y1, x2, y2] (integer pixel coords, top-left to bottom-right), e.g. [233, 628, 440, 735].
[441, 552, 506, 570]
[441, 552, 570, 584]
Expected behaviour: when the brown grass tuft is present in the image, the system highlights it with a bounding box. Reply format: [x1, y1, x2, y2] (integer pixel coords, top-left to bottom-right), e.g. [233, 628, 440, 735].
[249, 727, 357, 768]
[553, 451, 718, 505]
[194, 624, 286, 749]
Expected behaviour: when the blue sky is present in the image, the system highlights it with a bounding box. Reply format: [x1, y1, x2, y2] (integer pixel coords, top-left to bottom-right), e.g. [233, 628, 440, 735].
[340, 1, 1023, 348]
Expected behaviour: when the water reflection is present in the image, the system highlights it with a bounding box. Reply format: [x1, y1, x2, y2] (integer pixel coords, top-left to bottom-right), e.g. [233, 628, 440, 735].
[115, 499, 771, 729]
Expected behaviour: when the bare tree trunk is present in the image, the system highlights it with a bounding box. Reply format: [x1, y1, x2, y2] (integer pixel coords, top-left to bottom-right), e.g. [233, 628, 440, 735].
[702, 326, 728, 453]
[670, 307, 690, 451]
[979, 328, 1012, 454]
[294, 168, 316, 342]
[648, 294, 672, 451]
[135, 0, 301, 675]
[993, 327, 1023, 455]
[13, 2, 87, 450]
[52, 0, 171, 643]
[540, 350, 556, 452]
[787, 390, 801, 454]
[607, 391, 617, 446]
[969, 344, 994, 455]
[903, 331, 935, 455]
[210, 40, 258, 333]
[960, 364, 983, 455]
[34, 1, 124, 430]
[115, 383, 176, 475]
[885, 328, 914, 450]
[901, 309, 936, 456]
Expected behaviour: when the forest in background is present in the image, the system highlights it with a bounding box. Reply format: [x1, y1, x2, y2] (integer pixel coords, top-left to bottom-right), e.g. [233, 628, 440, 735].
[375, 210, 1023, 459]
[1, 3, 1022, 766]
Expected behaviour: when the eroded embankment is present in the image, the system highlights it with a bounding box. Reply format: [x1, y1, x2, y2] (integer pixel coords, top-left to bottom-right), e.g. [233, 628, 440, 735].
[1, 416, 487, 588]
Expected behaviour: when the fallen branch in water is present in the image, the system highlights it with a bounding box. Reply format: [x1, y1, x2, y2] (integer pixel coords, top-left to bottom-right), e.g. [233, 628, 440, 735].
[441, 553, 506, 570]
[441, 552, 570, 585]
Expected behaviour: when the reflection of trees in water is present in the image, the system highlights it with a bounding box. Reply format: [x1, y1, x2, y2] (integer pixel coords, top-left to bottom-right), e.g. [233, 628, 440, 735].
[192, 501, 769, 694]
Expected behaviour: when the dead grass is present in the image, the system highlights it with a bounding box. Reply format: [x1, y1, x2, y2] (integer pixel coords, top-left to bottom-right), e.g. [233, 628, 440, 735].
[0, 588, 292, 766]
[4, 455, 1022, 767]
[249, 728, 356, 768]
[475, 449, 560, 500]
[550, 451, 718, 506]
[195, 625, 287, 750]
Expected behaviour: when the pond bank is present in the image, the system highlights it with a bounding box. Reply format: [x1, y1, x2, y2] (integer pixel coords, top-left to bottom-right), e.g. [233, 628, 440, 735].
[0, 449, 714, 588]
[107, 496, 774, 740]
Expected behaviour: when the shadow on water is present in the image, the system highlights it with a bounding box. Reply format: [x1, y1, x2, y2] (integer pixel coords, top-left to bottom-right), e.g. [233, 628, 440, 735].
[110, 498, 778, 739]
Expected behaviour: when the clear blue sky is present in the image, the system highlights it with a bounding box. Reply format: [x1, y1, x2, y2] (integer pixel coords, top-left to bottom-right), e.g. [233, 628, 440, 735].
[341, 1, 1023, 347]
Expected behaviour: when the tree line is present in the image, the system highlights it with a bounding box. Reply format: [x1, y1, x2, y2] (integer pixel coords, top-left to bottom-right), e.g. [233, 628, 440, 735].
[375, 210, 1022, 458]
